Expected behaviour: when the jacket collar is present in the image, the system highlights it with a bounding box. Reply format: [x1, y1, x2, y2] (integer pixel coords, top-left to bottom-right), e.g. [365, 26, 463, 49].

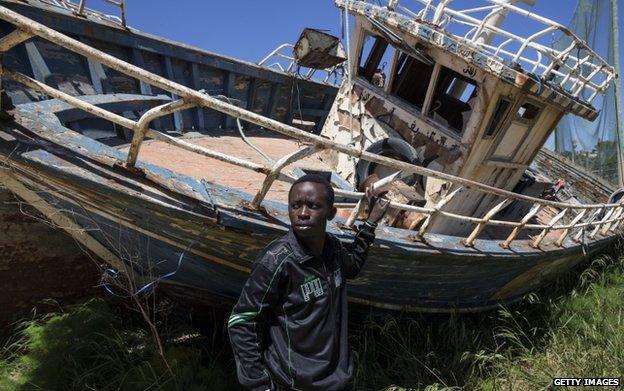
[287, 229, 325, 263]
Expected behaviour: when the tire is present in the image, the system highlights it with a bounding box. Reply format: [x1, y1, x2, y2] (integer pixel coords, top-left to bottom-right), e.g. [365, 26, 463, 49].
[355, 137, 424, 190]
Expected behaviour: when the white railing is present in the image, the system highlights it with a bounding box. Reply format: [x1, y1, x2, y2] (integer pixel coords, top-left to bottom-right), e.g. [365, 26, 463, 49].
[35, 0, 127, 28]
[338, 0, 617, 105]
[0, 5, 622, 250]
[258, 43, 344, 86]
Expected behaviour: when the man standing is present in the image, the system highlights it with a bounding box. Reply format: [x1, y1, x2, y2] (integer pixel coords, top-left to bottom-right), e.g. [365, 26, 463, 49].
[228, 174, 389, 391]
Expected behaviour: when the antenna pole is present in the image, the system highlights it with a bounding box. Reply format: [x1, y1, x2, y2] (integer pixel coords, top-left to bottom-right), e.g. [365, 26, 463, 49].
[612, 0, 624, 188]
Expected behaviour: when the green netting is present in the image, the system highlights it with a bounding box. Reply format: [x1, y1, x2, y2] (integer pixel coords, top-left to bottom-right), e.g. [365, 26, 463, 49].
[546, 0, 621, 185]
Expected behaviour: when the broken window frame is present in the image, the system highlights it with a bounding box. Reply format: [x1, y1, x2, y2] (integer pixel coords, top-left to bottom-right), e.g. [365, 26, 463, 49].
[357, 33, 394, 88]
[515, 101, 542, 124]
[388, 49, 437, 113]
[425, 65, 479, 135]
[354, 22, 480, 140]
[483, 96, 513, 139]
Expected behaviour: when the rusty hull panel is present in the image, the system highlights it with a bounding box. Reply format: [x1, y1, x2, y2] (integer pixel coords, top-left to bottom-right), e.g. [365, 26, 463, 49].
[0, 187, 99, 333]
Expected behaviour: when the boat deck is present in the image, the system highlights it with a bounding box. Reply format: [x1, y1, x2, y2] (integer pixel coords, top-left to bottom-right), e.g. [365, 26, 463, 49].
[120, 131, 566, 243]
[122, 131, 334, 203]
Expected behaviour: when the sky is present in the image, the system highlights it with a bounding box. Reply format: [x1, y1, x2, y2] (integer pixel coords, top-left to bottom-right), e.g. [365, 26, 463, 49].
[91, 0, 622, 107]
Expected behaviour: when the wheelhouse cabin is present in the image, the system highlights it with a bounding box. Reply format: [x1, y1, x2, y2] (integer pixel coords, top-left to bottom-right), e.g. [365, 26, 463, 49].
[321, 0, 614, 235]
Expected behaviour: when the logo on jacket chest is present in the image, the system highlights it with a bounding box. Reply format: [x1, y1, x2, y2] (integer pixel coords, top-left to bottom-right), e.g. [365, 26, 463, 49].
[299, 269, 341, 302]
[300, 276, 324, 302]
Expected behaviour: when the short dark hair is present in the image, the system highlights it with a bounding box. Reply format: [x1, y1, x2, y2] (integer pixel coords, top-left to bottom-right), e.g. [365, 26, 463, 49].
[288, 174, 335, 206]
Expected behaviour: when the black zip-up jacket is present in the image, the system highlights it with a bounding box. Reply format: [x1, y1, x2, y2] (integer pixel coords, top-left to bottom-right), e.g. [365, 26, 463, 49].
[228, 224, 376, 391]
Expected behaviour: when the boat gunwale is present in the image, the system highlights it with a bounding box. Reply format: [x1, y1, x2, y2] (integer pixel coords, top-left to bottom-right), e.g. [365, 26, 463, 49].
[0, 0, 337, 92]
[1, 147, 616, 313]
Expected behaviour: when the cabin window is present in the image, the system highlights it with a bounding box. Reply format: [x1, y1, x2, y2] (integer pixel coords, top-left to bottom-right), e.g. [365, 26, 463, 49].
[428, 66, 478, 134]
[484, 98, 512, 138]
[516, 102, 541, 121]
[489, 100, 543, 162]
[390, 51, 435, 110]
[358, 34, 393, 88]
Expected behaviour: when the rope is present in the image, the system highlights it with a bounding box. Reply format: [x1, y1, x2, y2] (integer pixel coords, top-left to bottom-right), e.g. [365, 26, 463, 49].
[216, 93, 275, 164]
[101, 243, 194, 298]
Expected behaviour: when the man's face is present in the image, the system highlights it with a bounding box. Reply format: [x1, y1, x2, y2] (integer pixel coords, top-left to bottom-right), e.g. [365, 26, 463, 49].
[288, 181, 336, 240]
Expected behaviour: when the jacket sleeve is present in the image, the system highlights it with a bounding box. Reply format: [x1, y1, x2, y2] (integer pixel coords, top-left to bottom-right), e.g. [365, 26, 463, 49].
[339, 221, 376, 279]
[227, 258, 283, 391]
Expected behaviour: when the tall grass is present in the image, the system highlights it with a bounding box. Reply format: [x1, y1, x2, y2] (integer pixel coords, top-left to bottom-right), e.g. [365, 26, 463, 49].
[0, 299, 239, 390]
[1, 245, 623, 390]
[351, 246, 624, 390]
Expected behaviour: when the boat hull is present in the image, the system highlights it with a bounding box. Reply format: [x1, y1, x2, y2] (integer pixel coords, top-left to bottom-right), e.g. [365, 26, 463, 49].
[0, 127, 614, 313]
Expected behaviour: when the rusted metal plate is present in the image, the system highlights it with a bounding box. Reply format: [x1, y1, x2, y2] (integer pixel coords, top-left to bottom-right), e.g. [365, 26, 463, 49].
[293, 28, 346, 69]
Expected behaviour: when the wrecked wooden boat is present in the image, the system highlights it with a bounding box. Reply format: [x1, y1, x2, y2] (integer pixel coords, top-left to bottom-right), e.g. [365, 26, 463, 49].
[0, 0, 621, 312]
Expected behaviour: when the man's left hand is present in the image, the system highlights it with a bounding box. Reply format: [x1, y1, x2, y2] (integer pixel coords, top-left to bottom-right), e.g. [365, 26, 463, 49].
[365, 185, 390, 224]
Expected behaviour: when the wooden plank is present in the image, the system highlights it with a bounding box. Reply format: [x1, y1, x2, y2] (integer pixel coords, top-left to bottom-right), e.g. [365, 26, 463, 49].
[23, 41, 50, 83]
[316, 92, 336, 132]
[190, 62, 205, 131]
[79, 37, 105, 94]
[223, 71, 236, 129]
[264, 82, 279, 118]
[246, 77, 257, 129]
[163, 56, 184, 131]
[130, 48, 153, 95]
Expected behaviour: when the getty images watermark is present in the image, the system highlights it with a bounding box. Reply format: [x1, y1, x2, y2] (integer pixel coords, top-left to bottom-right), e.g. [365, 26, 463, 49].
[553, 378, 620, 387]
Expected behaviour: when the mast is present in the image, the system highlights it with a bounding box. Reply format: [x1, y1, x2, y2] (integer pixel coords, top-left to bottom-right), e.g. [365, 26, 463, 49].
[613, 0, 624, 188]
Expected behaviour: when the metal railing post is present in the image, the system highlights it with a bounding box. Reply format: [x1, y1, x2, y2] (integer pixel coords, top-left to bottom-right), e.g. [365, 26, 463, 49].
[0, 29, 32, 52]
[531, 208, 567, 248]
[126, 99, 194, 167]
[251, 145, 321, 208]
[463, 198, 510, 247]
[418, 186, 462, 237]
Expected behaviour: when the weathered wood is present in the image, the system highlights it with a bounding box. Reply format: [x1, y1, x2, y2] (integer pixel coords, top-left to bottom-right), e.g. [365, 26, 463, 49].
[0, 28, 31, 52]
[500, 203, 541, 248]
[601, 206, 623, 235]
[130, 48, 154, 95]
[418, 187, 463, 236]
[190, 62, 206, 131]
[590, 207, 615, 239]
[223, 71, 237, 129]
[532, 208, 567, 248]
[556, 209, 586, 247]
[23, 41, 50, 82]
